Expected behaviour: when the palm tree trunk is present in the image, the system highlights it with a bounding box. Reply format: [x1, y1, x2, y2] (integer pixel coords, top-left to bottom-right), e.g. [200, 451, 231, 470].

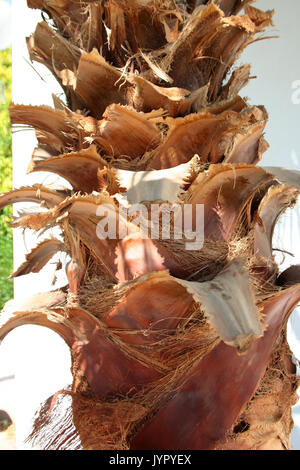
[0, 0, 300, 450]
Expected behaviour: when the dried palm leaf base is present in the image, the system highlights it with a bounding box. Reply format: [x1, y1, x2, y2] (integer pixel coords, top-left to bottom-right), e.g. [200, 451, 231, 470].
[0, 0, 299, 451]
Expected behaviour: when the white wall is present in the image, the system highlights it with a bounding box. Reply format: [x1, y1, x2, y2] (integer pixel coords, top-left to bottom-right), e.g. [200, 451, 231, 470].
[1, 0, 299, 449]
[242, 0, 300, 449]
[7, 0, 72, 448]
[243, 0, 300, 169]
[0, 1, 12, 50]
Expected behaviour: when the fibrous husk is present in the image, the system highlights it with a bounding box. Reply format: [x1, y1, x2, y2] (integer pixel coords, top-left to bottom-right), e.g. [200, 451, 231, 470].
[263, 167, 300, 191]
[10, 238, 65, 279]
[253, 185, 299, 271]
[216, 330, 299, 450]
[130, 283, 300, 450]
[1, 0, 298, 452]
[28, 146, 108, 193]
[25, 2, 273, 115]
[1, 164, 279, 283]
[147, 106, 268, 169]
[10, 102, 269, 172]
[2, 273, 299, 450]
[159, 3, 273, 98]
[181, 164, 275, 241]
[0, 185, 68, 210]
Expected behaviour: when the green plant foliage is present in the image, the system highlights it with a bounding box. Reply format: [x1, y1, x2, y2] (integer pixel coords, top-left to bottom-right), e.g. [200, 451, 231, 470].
[0, 46, 13, 309]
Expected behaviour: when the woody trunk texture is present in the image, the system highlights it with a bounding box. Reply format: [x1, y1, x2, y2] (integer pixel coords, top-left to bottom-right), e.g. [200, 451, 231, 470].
[1, 0, 300, 450]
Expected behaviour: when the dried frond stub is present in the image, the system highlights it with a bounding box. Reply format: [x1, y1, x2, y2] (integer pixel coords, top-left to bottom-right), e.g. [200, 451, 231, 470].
[1, 0, 299, 452]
